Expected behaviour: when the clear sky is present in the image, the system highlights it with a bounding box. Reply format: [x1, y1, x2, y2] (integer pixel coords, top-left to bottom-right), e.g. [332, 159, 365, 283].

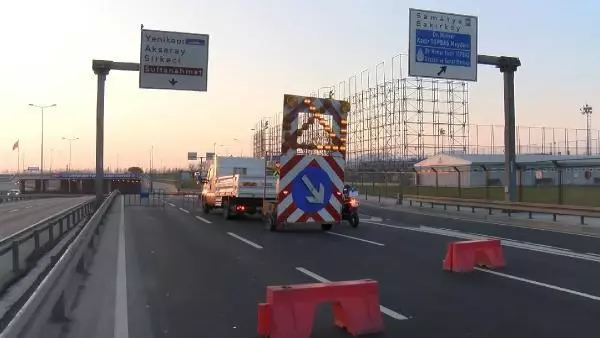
[0, 0, 598, 172]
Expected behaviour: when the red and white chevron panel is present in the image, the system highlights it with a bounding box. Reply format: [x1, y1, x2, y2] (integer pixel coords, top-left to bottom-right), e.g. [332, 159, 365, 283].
[276, 154, 345, 224]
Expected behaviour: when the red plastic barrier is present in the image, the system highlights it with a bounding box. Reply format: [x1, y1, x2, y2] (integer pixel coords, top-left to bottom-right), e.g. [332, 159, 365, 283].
[257, 279, 384, 338]
[443, 239, 506, 272]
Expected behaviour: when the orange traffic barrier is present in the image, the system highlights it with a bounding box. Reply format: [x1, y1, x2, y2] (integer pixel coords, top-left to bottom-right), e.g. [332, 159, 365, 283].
[443, 239, 506, 272]
[257, 279, 384, 338]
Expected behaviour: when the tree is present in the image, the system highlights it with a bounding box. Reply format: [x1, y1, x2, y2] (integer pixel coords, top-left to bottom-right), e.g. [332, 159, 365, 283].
[128, 166, 143, 174]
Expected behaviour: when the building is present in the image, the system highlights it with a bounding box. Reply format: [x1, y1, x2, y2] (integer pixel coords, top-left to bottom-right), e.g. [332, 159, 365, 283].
[414, 153, 600, 187]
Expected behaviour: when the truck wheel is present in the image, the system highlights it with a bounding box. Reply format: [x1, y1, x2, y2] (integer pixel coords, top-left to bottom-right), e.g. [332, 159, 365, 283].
[321, 223, 332, 231]
[202, 203, 210, 214]
[223, 200, 231, 220]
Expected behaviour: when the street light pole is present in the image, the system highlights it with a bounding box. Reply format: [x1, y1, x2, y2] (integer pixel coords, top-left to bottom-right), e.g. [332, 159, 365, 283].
[62, 137, 79, 192]
[29, 103, 57, 192]
[581, 104, 593, 156]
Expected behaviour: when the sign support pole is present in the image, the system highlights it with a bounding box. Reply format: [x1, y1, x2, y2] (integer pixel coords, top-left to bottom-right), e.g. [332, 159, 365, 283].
[477, 55, 521, 202]
[92, 60, 140, 207]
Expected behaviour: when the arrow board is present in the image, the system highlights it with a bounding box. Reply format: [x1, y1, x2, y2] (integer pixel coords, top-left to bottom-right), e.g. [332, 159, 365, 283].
[291, 166, 333, 213]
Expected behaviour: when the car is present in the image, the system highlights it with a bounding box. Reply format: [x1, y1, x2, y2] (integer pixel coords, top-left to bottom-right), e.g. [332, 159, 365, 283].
[7, 189, 20, 197]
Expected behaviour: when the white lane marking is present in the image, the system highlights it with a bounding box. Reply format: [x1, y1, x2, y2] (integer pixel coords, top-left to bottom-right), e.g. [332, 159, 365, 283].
[114, 196, 129, 338]
[360, 214, 383, 222]
[363, 220, 600, 264]
[179, 207, 189, 214]
[398, 205, 600, 239]
[327, 232, 385, 246]
[476, 268, 600, 301]
[168, 203, 175, 207]
[587, 252, 600, 258]
[195, 215, 212, 224]
[25, 206, 32, 209]
[227, 232, 263, 249]
[8, 209, 18, 213]
[295, 267, 409, 320]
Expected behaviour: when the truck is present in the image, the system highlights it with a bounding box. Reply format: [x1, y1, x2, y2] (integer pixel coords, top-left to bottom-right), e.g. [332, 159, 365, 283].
[200, 156, 277, 219]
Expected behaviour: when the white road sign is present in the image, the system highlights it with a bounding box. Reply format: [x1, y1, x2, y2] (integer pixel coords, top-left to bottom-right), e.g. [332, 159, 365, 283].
[139, 29, 209, 91]
[408, 8, 478, 82]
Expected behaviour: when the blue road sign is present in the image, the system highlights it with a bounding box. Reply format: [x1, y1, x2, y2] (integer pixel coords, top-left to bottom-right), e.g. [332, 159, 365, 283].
[291, 165, 333, 213]
[408, 8, 478, 82]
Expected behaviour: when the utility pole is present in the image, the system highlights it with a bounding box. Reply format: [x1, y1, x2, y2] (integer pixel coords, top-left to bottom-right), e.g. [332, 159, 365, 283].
[581, 104, 593, 156]
[62, 137, 79, 192]
[29, 103, 57, 192]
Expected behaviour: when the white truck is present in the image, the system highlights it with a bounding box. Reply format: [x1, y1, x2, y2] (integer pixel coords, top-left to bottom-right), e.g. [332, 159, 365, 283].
[200, 156, 277, 219]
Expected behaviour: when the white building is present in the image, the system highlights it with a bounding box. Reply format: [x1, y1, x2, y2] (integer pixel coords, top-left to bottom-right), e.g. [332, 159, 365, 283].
[414, 153, 600, 187]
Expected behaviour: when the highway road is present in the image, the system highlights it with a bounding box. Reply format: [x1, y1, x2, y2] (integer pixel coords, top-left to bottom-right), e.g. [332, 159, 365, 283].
[64, 194, 600, 338]
[0, 197, 93, 239]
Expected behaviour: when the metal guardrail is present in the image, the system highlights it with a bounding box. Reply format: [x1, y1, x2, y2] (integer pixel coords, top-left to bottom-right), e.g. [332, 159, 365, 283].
[401, 194, 600, 224]
[0, 198, 94, 294]
[0, 190, 118, 338]
[0, 194, 89, 204]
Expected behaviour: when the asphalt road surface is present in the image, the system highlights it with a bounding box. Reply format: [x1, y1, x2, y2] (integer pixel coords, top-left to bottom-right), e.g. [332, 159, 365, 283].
[65, 194, 600, 338]
[0, 196, 93, 239]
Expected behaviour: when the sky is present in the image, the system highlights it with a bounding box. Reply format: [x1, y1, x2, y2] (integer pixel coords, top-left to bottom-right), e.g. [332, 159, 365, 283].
[0, 0, 598, 172]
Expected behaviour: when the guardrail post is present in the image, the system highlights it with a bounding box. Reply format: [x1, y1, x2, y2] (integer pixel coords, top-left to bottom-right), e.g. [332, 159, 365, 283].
[48, 223, 55, 244]
[59, 219, 64, 235]
[51, 291, 70, 322]
[11, 242, 20, 272]
[76, 254, 88, 274]
[34, 230, 40, 250]
[396, 193, 403, 205]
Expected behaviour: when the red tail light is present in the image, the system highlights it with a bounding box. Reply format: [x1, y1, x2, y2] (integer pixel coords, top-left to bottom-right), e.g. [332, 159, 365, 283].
[282, 190, 289, 195]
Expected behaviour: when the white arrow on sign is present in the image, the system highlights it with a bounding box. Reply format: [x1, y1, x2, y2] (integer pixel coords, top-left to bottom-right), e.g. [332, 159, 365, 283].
[301, 175, 325, 204]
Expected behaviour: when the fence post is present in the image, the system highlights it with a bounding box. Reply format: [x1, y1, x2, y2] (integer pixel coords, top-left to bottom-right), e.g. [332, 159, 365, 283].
[454, 166, 462, 198]
[11, 242, 20, 273]
[433, 168, 439, 196]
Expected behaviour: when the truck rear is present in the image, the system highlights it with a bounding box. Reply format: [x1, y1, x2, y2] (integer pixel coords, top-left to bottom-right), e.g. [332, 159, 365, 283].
[201, 156, 277, 219]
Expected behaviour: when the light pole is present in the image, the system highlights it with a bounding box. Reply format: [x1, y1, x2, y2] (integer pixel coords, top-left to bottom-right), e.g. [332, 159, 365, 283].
[581, 104, 593, 156]
[29, 103, 57, 191]
[62, 137, 79, 192]
[233, 138, 243, 156]
[149, 146, 154, 192]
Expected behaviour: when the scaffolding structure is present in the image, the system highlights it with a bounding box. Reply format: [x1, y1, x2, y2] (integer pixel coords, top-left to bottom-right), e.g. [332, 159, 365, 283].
[252, 55, 469, 170]
[251, 54, 598, 170]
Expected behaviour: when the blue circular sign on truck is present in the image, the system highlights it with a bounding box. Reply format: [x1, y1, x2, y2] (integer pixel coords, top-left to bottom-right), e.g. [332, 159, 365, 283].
[291, 166, 333, 213]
